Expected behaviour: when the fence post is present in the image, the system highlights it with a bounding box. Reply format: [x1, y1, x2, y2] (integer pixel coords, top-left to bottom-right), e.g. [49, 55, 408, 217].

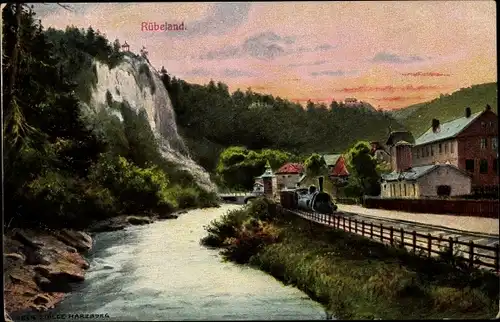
[328, 214, 331, 226]
[400, 228, 404, 248]
[348, 218, 352, 232]
[427, 234, 432, 257]
[354, 219, 358, 234]
[380, 224, 384, 241]
[412, 231, 417, 253]
[448, 237, 454, 257]
[495, 244, 499, 273]
[343, 217, 346, 231]
[390, 227, 394, 245]
[469, 241, 474, 268]
[361, 221, 365, 237]
[370, 222, 373, 238]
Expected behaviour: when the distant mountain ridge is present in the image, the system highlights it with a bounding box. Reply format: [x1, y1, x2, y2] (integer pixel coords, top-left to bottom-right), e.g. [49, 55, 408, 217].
[389, 82, 497, 136]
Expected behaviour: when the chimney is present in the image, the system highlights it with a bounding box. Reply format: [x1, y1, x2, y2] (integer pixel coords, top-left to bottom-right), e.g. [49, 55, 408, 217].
[465, 107, 472, 118]
[395, 142, 413, 172]
[486, 104, 492, 111]
[432, 119, 440, 133]
[318, 176, 324, 192]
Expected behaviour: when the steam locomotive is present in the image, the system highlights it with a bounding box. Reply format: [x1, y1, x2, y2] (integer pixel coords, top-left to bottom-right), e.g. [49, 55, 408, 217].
[280, 176, 338, 214]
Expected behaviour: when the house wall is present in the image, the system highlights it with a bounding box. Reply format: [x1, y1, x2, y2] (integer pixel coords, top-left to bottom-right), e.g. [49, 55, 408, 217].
[412, 139, 459, 167]
[416, 166, 471, 197]
[381, 181, 419, 198]
[374, 150, 391, 164]
[456, 110, 498, 187]
[276, 173, 301, 189]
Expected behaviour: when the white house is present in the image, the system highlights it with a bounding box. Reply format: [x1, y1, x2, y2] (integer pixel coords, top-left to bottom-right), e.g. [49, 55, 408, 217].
[381, 164, 472, 198]
[275, 163, 304, 190]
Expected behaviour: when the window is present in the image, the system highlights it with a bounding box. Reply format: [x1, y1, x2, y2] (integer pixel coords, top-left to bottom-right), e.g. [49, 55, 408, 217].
[480, 159, 488, 174]
[399, 184, 402, 196]
[444, 142, 448, 153]
[426, 147, 429, 157]
[416, 149, 419, 158]
[493, 137, 498, 151]
[438, 143, 442, 153]
[480, 138, 487, 149]
[404, 184, 407, 196]
[431, 145, 434, 156]
[465, 159, 475, 172]
[421, 148, 425, 157]
[450, 143, 454, 153]
[481, 121, 486, 128]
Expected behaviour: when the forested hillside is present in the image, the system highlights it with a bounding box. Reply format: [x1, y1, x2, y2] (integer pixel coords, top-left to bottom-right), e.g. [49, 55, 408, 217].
[3, 4, 217, 230]
[159, 75, 407, 173]
[391, 82, 497, 136]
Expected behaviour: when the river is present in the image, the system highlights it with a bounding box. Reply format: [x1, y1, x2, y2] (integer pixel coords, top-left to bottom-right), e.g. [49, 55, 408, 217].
[49, 205, 328, 321]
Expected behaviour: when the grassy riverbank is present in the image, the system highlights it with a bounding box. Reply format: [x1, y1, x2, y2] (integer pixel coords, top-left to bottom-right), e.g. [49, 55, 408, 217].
[201, 198, 499, 319]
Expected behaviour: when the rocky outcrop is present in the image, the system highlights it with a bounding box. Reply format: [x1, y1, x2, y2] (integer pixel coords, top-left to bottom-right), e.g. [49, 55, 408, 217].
[55, 229, 93, 252]
[126, 216, 154, 225]
[87, 212, 180, 232]
[3, 228, 93, 315]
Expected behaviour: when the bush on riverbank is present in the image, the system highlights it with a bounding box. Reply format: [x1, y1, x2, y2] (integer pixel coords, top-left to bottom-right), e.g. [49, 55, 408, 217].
[201, 199, 499, 319]
[200, 198, 280, 250]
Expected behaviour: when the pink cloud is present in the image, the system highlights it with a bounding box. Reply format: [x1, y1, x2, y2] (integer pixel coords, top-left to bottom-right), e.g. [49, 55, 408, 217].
[373, 96, 425, 102]
[334, 85, 444, 93]
[401, 72, 451, 77]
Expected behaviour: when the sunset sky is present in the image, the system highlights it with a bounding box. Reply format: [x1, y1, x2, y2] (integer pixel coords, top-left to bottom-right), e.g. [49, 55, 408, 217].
[32, 1, 497, 110]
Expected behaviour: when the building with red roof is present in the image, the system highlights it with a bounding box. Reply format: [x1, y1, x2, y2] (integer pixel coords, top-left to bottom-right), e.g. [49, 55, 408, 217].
[330, 156, 349, 177]
[328, 155, 350, 184]
[275, 163, 304, 190]
[276, 163, 304, 175]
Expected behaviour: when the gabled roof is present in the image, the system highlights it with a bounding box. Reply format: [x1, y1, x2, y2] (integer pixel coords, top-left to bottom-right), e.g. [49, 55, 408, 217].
[257, 163, 275, 178]
[322, 154, 342, 166]
[276, 163, 304, 174]
[381, 164, 471, 182]
[330, 156, 349, 177]
[414, 111, 482, 146]
[386, 131, 415, 146]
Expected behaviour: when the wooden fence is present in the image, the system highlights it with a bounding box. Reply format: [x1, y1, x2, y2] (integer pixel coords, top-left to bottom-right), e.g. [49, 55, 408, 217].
[362, 196, 499, 218]
[285, 208, 500, 272]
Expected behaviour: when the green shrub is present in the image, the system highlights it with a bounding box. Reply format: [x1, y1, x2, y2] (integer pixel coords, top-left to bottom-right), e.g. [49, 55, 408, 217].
[221, 220, 280, 263]
[246, 197, 277, 222]
[21, 171, 117, 228]
[89, 154, 176, 214]
[201, 208, 250, 247]
[168, 186, 199, 209]
[195, 188, 220, 208]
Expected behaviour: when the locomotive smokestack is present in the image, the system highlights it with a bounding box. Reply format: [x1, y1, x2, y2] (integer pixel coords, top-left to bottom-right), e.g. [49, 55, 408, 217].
[318, 176, 324, 192]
